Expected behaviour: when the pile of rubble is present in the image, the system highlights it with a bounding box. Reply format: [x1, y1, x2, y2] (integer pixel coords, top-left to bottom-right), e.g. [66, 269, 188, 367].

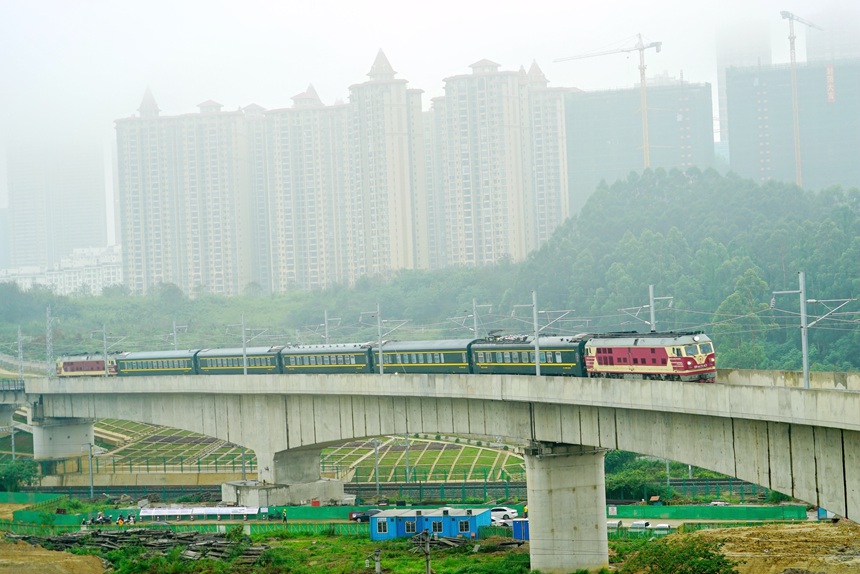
[5, 528, 268, 564]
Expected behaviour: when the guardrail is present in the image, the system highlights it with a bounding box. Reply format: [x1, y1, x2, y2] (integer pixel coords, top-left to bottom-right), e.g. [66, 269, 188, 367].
[0, 379, 25, 392]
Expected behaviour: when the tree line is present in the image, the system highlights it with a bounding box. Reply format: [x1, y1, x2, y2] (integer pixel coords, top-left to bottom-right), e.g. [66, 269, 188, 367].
[1, 168, 857, 372]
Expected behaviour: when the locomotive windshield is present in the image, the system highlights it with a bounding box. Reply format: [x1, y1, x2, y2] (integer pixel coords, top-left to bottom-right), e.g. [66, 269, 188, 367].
[699, 343, 713, 354]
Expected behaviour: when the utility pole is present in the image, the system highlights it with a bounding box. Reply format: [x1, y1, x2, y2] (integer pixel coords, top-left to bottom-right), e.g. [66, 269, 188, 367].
[772, 271, 855, 389]
[87, 442, 94, 499]
[532, 291, 541, 377]
[403, 433, 410, 483]
[17, 326, 23, 384]
[373, 438, 381, 498]
[648, 285, 674, 332]
[46, 306, 54, 378]
[242, 314, 248, 375]
[513, 292, 542, 376]
[360, 307, 408, 375]
[377, 303, 383, 375]
[424, 530, 432, 574]
[102, 324, 109, 377]
[171, 319, 187, 351]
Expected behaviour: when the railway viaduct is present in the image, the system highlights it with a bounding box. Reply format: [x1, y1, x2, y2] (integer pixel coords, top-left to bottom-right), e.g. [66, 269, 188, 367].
[5, 372, 860, 573]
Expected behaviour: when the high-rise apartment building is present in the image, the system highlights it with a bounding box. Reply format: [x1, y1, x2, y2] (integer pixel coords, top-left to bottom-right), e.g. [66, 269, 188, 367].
[6, 142, 106, 269]
[716, 20, 772, 144]
[726, 59, 860, 190]
[565, 82, 715, 212]
[347, 51, 417, 279]
[525, 62, 570, 249]
[432, 59, 568, 266]
[265, 87, 351, 291]
[116, 91, 255, 295]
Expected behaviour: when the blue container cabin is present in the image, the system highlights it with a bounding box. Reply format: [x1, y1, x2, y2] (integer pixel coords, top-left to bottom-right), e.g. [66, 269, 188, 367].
[369, 508, 490, 541]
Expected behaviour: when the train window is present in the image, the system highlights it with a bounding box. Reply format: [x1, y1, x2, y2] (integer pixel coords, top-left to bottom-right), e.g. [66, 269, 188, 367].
[461, 352, 466, 363]
[411, 354, 417, 364]
[555, 352, 562, 363]
[289, 357, 296, 365]
[323, 356, 330, 365]
[651, 348, 656, 353]
[540, 352, 546, 362]
[436, 353, 443, 363]
[546, 353, 553, 363]
[336, 355, 343, 365]
[529, 352, 536, 363]
[496, 352, 503, 362]
[503, 352, 510, 363]
[350, 356, 356, 364]
[684, 345, 698, 356]
[700, 343, 713, 354]
[662, 358, 667, 365]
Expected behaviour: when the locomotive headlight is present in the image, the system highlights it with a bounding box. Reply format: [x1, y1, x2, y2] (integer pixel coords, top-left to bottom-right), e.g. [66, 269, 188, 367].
[693, 335, 700, 342]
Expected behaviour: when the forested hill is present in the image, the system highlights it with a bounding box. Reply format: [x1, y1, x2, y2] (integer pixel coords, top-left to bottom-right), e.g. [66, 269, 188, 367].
[0, 168, 858, 372]
[512, 168, 859, 370]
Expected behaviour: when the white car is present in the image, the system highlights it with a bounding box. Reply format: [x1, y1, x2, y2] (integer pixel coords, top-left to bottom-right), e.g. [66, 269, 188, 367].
[490, 506, 518, 520]
[491, 516, 512, 528]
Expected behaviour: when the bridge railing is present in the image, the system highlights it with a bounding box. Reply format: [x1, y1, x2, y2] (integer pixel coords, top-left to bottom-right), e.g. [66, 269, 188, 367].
[0, 378, 25, 391]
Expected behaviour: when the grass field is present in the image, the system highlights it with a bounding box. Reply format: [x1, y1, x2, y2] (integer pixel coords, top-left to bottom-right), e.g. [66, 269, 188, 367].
[0, 417, 525, 483]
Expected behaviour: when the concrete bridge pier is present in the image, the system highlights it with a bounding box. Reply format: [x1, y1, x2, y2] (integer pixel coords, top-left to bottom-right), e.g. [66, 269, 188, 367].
[29, 417, 94, 460]
[222, 446, 344, 507]
[524, 442, 609, 574]
[0, 404, 17, 426]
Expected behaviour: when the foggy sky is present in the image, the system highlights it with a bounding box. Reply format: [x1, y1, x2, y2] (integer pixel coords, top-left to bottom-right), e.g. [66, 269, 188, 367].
[0, 0, 855, 209]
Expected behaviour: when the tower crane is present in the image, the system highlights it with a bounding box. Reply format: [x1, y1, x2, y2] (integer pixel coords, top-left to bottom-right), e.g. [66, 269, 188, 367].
[781, 11, 822, 187]
[555, 34, 662, 168]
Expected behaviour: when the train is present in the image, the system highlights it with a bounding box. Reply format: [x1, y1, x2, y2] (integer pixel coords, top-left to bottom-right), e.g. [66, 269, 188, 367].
[56, 331, 716, 382]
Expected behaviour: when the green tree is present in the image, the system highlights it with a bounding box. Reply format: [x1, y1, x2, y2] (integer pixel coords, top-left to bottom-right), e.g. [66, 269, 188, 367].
[620, 536, 741, 574]
[0, 459, 40, 492]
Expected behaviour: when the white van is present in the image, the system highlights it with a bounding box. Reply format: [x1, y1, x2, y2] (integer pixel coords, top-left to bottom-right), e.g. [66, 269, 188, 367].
[606, 519, 623, 529]
[629, 520, 650, 530]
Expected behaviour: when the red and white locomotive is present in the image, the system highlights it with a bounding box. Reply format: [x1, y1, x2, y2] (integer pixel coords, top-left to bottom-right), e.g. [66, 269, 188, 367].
[584, 331, 715, 382]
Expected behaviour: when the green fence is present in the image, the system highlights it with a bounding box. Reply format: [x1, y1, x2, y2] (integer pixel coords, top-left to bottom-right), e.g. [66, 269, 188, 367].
[352, 466, 526, 483]
[607, 504, 807, 521]
[0, 492, 64, 505]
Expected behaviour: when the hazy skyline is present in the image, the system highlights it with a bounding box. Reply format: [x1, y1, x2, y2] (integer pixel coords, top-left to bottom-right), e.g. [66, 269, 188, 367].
[0, 0, 856, 211]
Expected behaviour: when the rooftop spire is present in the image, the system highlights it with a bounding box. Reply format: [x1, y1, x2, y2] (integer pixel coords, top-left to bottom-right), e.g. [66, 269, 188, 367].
[138, 87, 160, 118]
[368, 49, 396, 81]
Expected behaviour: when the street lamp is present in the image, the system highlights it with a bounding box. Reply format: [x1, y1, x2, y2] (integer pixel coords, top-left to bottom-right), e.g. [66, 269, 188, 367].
[82, 443, 106, 499]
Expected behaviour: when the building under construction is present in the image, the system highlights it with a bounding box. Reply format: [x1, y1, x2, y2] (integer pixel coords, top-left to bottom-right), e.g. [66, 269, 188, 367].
[564, 82, 715, 213]
[726, 58, 860, 191]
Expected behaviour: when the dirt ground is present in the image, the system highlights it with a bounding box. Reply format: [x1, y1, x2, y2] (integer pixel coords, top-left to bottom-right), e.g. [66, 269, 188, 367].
[0, 518, 858, 573]
[693, 520, 860, 574]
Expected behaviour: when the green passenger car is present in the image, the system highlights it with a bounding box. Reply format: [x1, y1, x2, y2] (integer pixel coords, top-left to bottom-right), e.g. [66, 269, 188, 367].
[280, 343, 374, 374]
[378, 339, 475, 374]
[116, 350, 200, 377]
[196, 347, 284, 375]
[471, 335, 588, 377]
